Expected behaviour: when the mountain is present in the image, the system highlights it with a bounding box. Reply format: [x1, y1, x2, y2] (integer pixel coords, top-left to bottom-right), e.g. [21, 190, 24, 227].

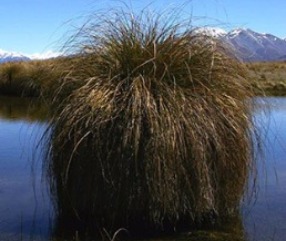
[1, 28, 285, 63]
[193, 27, 227, 38]
[224, 28, 286, 61]
[0, 49, 30, 63]
[195, 28, 286, 62]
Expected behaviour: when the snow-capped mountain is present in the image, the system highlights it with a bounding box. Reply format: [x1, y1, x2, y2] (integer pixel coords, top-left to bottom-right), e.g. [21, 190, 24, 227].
[0, 49, 62, 63]
[0, 49, 30, 63]
[224, 28, 286, 61]
[195, 27, 286, 62]
[1, 28, 285, 62]
[193, 27, 227, 38]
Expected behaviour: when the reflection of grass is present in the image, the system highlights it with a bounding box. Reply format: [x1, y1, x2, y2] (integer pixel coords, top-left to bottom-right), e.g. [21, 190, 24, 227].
[247, 62, 286, 96]
[185, 231, 244, 241]
[51, 221, 245, 241]
[0, 96, 49, 122]
[45, 7, 257, 239]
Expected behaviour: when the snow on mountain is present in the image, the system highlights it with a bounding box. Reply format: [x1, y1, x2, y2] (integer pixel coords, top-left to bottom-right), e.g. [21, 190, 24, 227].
[193, 27, 227, 38]
[194, 27, 286, 62]
[29, 51, 61, 60]
[224, 28, 286, 61]
[0, 49, 30, 63]
[0, 49, 62, 63]
[1, 28, 285, 62]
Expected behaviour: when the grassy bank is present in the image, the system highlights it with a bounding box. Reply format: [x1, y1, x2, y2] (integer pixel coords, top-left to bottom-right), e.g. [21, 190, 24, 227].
[0, 57, 74, 99]
[1, 59, 286, 100]
[247, 61, 286, 96]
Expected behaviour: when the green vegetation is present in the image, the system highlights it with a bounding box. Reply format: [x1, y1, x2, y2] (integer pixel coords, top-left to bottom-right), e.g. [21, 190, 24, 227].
[43, 8, 256, 240]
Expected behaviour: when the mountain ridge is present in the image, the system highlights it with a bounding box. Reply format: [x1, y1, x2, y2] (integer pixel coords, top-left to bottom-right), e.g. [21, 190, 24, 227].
[196, 27, 286, 62]
[0, 49, 61, 63]
[0, 49, 30, 63]
[1, 28, 285, 63]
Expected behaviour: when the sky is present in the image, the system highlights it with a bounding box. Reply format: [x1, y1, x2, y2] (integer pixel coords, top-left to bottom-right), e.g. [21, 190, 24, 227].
[1, 0, 285, 58]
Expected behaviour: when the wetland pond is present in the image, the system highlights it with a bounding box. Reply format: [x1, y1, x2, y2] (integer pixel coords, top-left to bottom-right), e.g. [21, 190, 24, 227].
[0, 96, 286, 241]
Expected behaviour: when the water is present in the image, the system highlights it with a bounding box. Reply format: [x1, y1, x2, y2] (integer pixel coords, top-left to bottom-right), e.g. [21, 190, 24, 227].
[0, 96, 286, 241]
[243, 97, 286, 241]
[0, 97, 51, 241]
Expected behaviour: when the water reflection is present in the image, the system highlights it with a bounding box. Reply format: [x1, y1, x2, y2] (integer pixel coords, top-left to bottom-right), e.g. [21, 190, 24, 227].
[0, 96, 51, 241]
[0, 96, 48, 122]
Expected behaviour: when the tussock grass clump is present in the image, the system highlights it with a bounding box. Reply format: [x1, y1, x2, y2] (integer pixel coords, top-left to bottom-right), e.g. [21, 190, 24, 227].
[46, 9, 256, 237]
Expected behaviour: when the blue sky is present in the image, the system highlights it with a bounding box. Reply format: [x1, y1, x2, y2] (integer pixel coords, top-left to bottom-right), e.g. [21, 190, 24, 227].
[1, 0, 285, 57]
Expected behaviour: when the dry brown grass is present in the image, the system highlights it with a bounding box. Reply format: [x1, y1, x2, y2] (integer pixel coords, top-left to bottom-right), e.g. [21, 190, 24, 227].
[0, 58, 72, 98]
[45, 8, 257, 238]
[247, 61, 286, 95]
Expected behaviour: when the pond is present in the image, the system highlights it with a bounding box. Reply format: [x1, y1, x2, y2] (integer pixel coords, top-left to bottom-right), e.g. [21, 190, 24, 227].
[243, 97, 286, 241]
[0, 96, 51, 241]
[0, 96, 286, 241]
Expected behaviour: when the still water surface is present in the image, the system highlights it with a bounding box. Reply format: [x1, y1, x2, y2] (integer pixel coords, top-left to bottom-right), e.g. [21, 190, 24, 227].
[243, 97, 286, 241]
[0, 97, 51, 241]
[0, 96, 286, 241]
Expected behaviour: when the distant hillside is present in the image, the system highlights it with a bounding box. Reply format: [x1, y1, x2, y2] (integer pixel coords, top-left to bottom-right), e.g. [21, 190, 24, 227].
[195, 28, 286, 62]
[0, 49, 30, 63]
[1, 28, 286, 63]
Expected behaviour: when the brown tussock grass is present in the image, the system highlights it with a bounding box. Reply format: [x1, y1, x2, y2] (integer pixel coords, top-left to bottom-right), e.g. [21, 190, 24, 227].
[45, 7, 257, 237]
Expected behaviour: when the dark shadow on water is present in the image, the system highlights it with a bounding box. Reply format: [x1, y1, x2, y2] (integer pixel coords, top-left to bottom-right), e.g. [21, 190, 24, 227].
[50, 214, 246, 241]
